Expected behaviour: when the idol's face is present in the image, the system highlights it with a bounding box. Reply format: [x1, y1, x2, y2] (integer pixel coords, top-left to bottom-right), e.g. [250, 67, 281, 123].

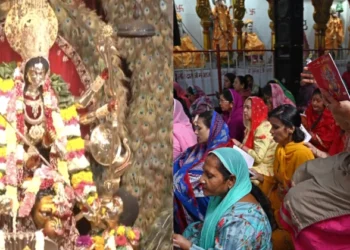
[247, 23, 253, 33]
[32, 195, 64, 238]
[27, 64, 46, 89]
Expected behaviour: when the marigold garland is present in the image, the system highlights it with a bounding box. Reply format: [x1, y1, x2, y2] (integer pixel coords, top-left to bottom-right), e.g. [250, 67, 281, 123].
[66, 137, 85, 152]
[77, 226, 141, 250]
[0, 148, 6, 158]
[0, 67, 101, 227]
[42, 77, 57, 140]
[0, 78, 14, 93]
[60, 105, 78, 122]
[0, 116, 6, 128]
[92, 236, 104, 250]
[71, 171, 94, 188]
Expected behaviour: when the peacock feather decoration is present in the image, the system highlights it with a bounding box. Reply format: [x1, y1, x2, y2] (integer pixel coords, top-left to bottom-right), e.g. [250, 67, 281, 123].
[102, 0, 173, 248]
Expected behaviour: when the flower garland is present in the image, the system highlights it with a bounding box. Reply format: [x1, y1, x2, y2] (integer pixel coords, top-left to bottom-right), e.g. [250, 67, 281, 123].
[76, 226, 141, 250]
[0, 65, 98, 221]
[60, 104, 98, 209]
[0, 63, 106, 227]
[42, 77, 57, 140]
[0, 74, 20, 221]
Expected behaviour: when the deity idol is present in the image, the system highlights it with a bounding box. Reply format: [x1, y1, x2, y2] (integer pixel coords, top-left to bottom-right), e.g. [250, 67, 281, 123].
[243, 19, 265, 63]
[211, 0, 235, 59]
[0, 1, 139, 249]
[325, 8, 344, 57]
[174, 13, 206, 69]
[0, 1, 99, 248]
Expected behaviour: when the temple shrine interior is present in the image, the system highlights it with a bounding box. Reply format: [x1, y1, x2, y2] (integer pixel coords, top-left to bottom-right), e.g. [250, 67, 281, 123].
[174, 0, 350, 104]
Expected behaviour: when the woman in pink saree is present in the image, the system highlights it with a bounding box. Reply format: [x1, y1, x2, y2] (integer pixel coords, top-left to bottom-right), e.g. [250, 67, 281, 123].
[173, 99, 197, 159]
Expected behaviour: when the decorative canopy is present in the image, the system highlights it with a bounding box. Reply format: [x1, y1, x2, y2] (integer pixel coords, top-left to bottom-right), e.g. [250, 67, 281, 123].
[4, 1, 58, 62]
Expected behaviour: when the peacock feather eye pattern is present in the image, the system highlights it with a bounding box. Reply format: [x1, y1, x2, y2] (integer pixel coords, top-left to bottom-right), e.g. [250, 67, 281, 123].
[96, 0, 173, 243]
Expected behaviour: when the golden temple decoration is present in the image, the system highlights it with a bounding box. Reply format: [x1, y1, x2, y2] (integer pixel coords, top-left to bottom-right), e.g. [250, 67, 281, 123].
[311, 0, 333, 52]
[325, 8, 344, 57]
[211, 1, 234, 60]
[174, 13, 206, 68]
[4, 1, 58, 62]
[267, 0, 275, 49]
[243, 19, 265, 62]
[196, 0, 212, 50]
[233, 0, 245, 51]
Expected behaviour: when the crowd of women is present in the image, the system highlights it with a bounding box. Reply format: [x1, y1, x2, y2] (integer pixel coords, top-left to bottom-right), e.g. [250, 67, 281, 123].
[173, 69, 350, 249]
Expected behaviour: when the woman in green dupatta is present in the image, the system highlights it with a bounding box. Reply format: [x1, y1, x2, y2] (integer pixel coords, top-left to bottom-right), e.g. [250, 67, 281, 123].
[173, 147, 273, 250]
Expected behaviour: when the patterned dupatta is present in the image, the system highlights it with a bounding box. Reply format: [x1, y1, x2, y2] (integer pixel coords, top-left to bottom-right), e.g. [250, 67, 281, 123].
[173, 111, 230, 233]
[271, 83, 296, 109]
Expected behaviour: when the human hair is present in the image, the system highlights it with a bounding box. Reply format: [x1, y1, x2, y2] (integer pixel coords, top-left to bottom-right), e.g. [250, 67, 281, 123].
[222, 89, 233, 103]
[312, 88, 322, 97]
[174, 89, 192, 120]
[187, 86, 195, 96]
[224, 73, 236, 88]
[268, 104, 305, 143]
[174, 88, 178, 99]
[215, 155, 276, 230]
[262, 83, 272, 97]
[245, 74, 254, 89]
[245, 74, 253, 81]
[250, 184, 277, 230]
[198, 110, 213, 129]
[236, 75, 248, 90]
[34, 188, 56, 205]
[114, 187, 139, 227]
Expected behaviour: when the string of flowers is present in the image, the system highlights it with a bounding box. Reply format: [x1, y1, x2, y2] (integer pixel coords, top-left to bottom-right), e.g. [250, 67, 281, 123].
[42, 76, 57, 140]
[60, 102, 98, 210]
[0, 77, 13, 195]
[75, 225, 141, 250]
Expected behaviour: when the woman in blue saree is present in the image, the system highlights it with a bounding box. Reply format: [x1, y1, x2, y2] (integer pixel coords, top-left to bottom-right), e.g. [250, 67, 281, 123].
[173, 110, 230, 234]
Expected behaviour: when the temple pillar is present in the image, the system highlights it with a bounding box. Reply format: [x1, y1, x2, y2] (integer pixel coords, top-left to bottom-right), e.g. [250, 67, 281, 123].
[196, 0, 212, 50]
[274, 0, 303, 98]
[267, 0, 275, 49]
[233, 0, 245, 50]
[312, 0, 333, 55]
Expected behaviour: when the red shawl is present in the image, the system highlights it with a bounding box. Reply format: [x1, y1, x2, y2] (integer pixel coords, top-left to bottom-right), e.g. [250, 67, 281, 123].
[174, 82, 191, 108]
[328, 126, 346, 156]
[305, 104, 336, 152]
[244, 97, 268, 149]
